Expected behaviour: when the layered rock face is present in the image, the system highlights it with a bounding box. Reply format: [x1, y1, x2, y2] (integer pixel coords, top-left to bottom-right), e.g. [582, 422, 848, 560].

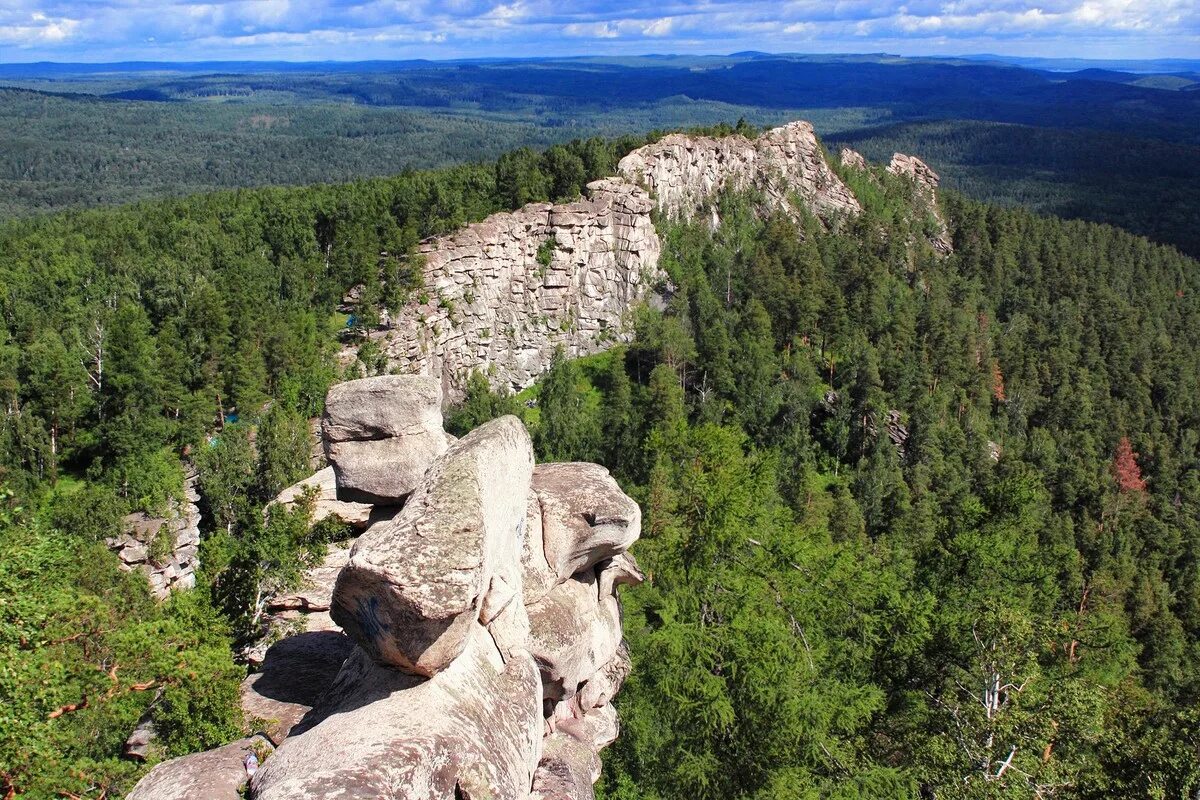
[106, 470, 201, 599]
[129, 375, 643, 800]
[359, 178, 660, 400]
[616, 121, 861, 224]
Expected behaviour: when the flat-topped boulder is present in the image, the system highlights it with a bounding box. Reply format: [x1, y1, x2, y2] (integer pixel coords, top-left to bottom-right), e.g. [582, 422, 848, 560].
[322, 374, 450, 504]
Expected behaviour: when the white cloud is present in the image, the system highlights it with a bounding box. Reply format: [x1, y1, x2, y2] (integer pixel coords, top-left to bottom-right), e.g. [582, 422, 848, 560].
[0, 0, 1195, 59]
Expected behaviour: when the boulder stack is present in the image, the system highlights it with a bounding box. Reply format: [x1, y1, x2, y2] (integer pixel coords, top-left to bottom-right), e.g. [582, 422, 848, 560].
[128, 375, 643, 800]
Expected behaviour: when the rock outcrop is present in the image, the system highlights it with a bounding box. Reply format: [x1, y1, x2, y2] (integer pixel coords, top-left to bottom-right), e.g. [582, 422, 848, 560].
[322, 374, 450, 504]
[345, 122, 874, 400]
[130, 375, 643, 800]
[355, 178, 661, 400]
[107, 469, 201, 599]
[126, 735, 271, 800]
[839, 147, 868, 172]
[616, 121, 861, 224]
[331, 415, 535, 676]
[887, 153, 954, 256]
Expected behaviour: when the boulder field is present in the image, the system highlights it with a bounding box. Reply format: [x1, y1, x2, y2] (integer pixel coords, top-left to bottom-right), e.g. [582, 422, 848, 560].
[128, 375, 643, 800]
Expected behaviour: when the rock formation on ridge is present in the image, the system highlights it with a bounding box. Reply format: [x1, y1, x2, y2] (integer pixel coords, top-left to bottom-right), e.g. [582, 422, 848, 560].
[346, 121, 949, 402]
[887, 153, 954, 256]
[353, 177, 661, 401]
[128, 375, 643, 799]
[616, 120, 861, 224]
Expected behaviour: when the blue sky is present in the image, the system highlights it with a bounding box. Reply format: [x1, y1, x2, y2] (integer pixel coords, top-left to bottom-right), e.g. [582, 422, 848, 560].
[0, 1, 1196, 63]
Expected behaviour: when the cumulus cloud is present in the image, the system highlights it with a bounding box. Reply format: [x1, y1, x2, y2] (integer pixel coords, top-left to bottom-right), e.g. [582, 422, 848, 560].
[0, 0, 1195, 60]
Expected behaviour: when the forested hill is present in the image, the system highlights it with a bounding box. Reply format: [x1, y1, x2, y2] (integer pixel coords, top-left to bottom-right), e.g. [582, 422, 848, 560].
[3, 125, 1200, 797]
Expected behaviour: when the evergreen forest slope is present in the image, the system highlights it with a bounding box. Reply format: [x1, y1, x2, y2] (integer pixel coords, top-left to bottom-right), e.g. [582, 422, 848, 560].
[1, 123, 1200, 797]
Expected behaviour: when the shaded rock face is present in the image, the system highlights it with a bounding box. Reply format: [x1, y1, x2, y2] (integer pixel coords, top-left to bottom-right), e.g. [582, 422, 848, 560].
[887, 153, 954, 256]
[121, 375, 641, 800]
[252, 626, 543, 800]
[357, 178, 661, 400]
[616, 121, 861, 225]
[107, 469, 201, 600]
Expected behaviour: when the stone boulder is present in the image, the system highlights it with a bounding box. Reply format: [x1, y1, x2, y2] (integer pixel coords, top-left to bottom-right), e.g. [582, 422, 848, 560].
[250, 625, 542, 800]
[331, 415, 534, 675]
[322, 375, 449, 504]
[526, 570, 623, 703]
[271, 466, 375, 529]
[126, 735, 271, 800]
[533, 463, 642, 585]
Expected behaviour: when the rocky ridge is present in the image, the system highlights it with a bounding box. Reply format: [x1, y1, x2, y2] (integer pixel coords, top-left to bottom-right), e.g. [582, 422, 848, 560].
[129, 375, 643, 799]
[353, 177, 660, 401]
[616, 120, 861, 224]
[346, 121, 920, 401]
[887, 153, 954, 256]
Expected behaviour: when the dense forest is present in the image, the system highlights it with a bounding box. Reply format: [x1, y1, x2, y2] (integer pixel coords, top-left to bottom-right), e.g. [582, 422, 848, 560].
[3, 124, 1200, 797]
[454, 169, 1200, 795]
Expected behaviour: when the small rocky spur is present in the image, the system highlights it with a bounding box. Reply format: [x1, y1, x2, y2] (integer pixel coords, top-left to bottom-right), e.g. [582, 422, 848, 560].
[128, 375, 643, 800]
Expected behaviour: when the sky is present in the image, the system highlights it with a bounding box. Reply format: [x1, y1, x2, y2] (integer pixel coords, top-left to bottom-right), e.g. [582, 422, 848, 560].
[0, 0, 1196, 63]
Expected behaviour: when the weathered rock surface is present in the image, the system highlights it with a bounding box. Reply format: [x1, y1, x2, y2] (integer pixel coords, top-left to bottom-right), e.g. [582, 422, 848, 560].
[107, 469, 201, 599]
[322, 374, 449, 504]
[887, 152, 954, 256]
[126, 734, 271, 800]
[617, 121, 861, 225]
[241, 630, 355, 745]
[355, 178, 661, 400]
[131, 318, 646, 800]
[331, 414, 534, 675]
[527, 569, 623, 704]
[533, 462, 642, 584]
[251, 626, 543, 800]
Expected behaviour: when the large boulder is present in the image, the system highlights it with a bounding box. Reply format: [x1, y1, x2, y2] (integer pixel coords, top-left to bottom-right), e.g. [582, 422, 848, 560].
[322, 375, 449, 504]
[533, 463, 641, 584]
[251, 625, 543, 800]
[126, 735, 271, 800]
[526, 570, 622, 703]
[331, 415, 534, 675]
